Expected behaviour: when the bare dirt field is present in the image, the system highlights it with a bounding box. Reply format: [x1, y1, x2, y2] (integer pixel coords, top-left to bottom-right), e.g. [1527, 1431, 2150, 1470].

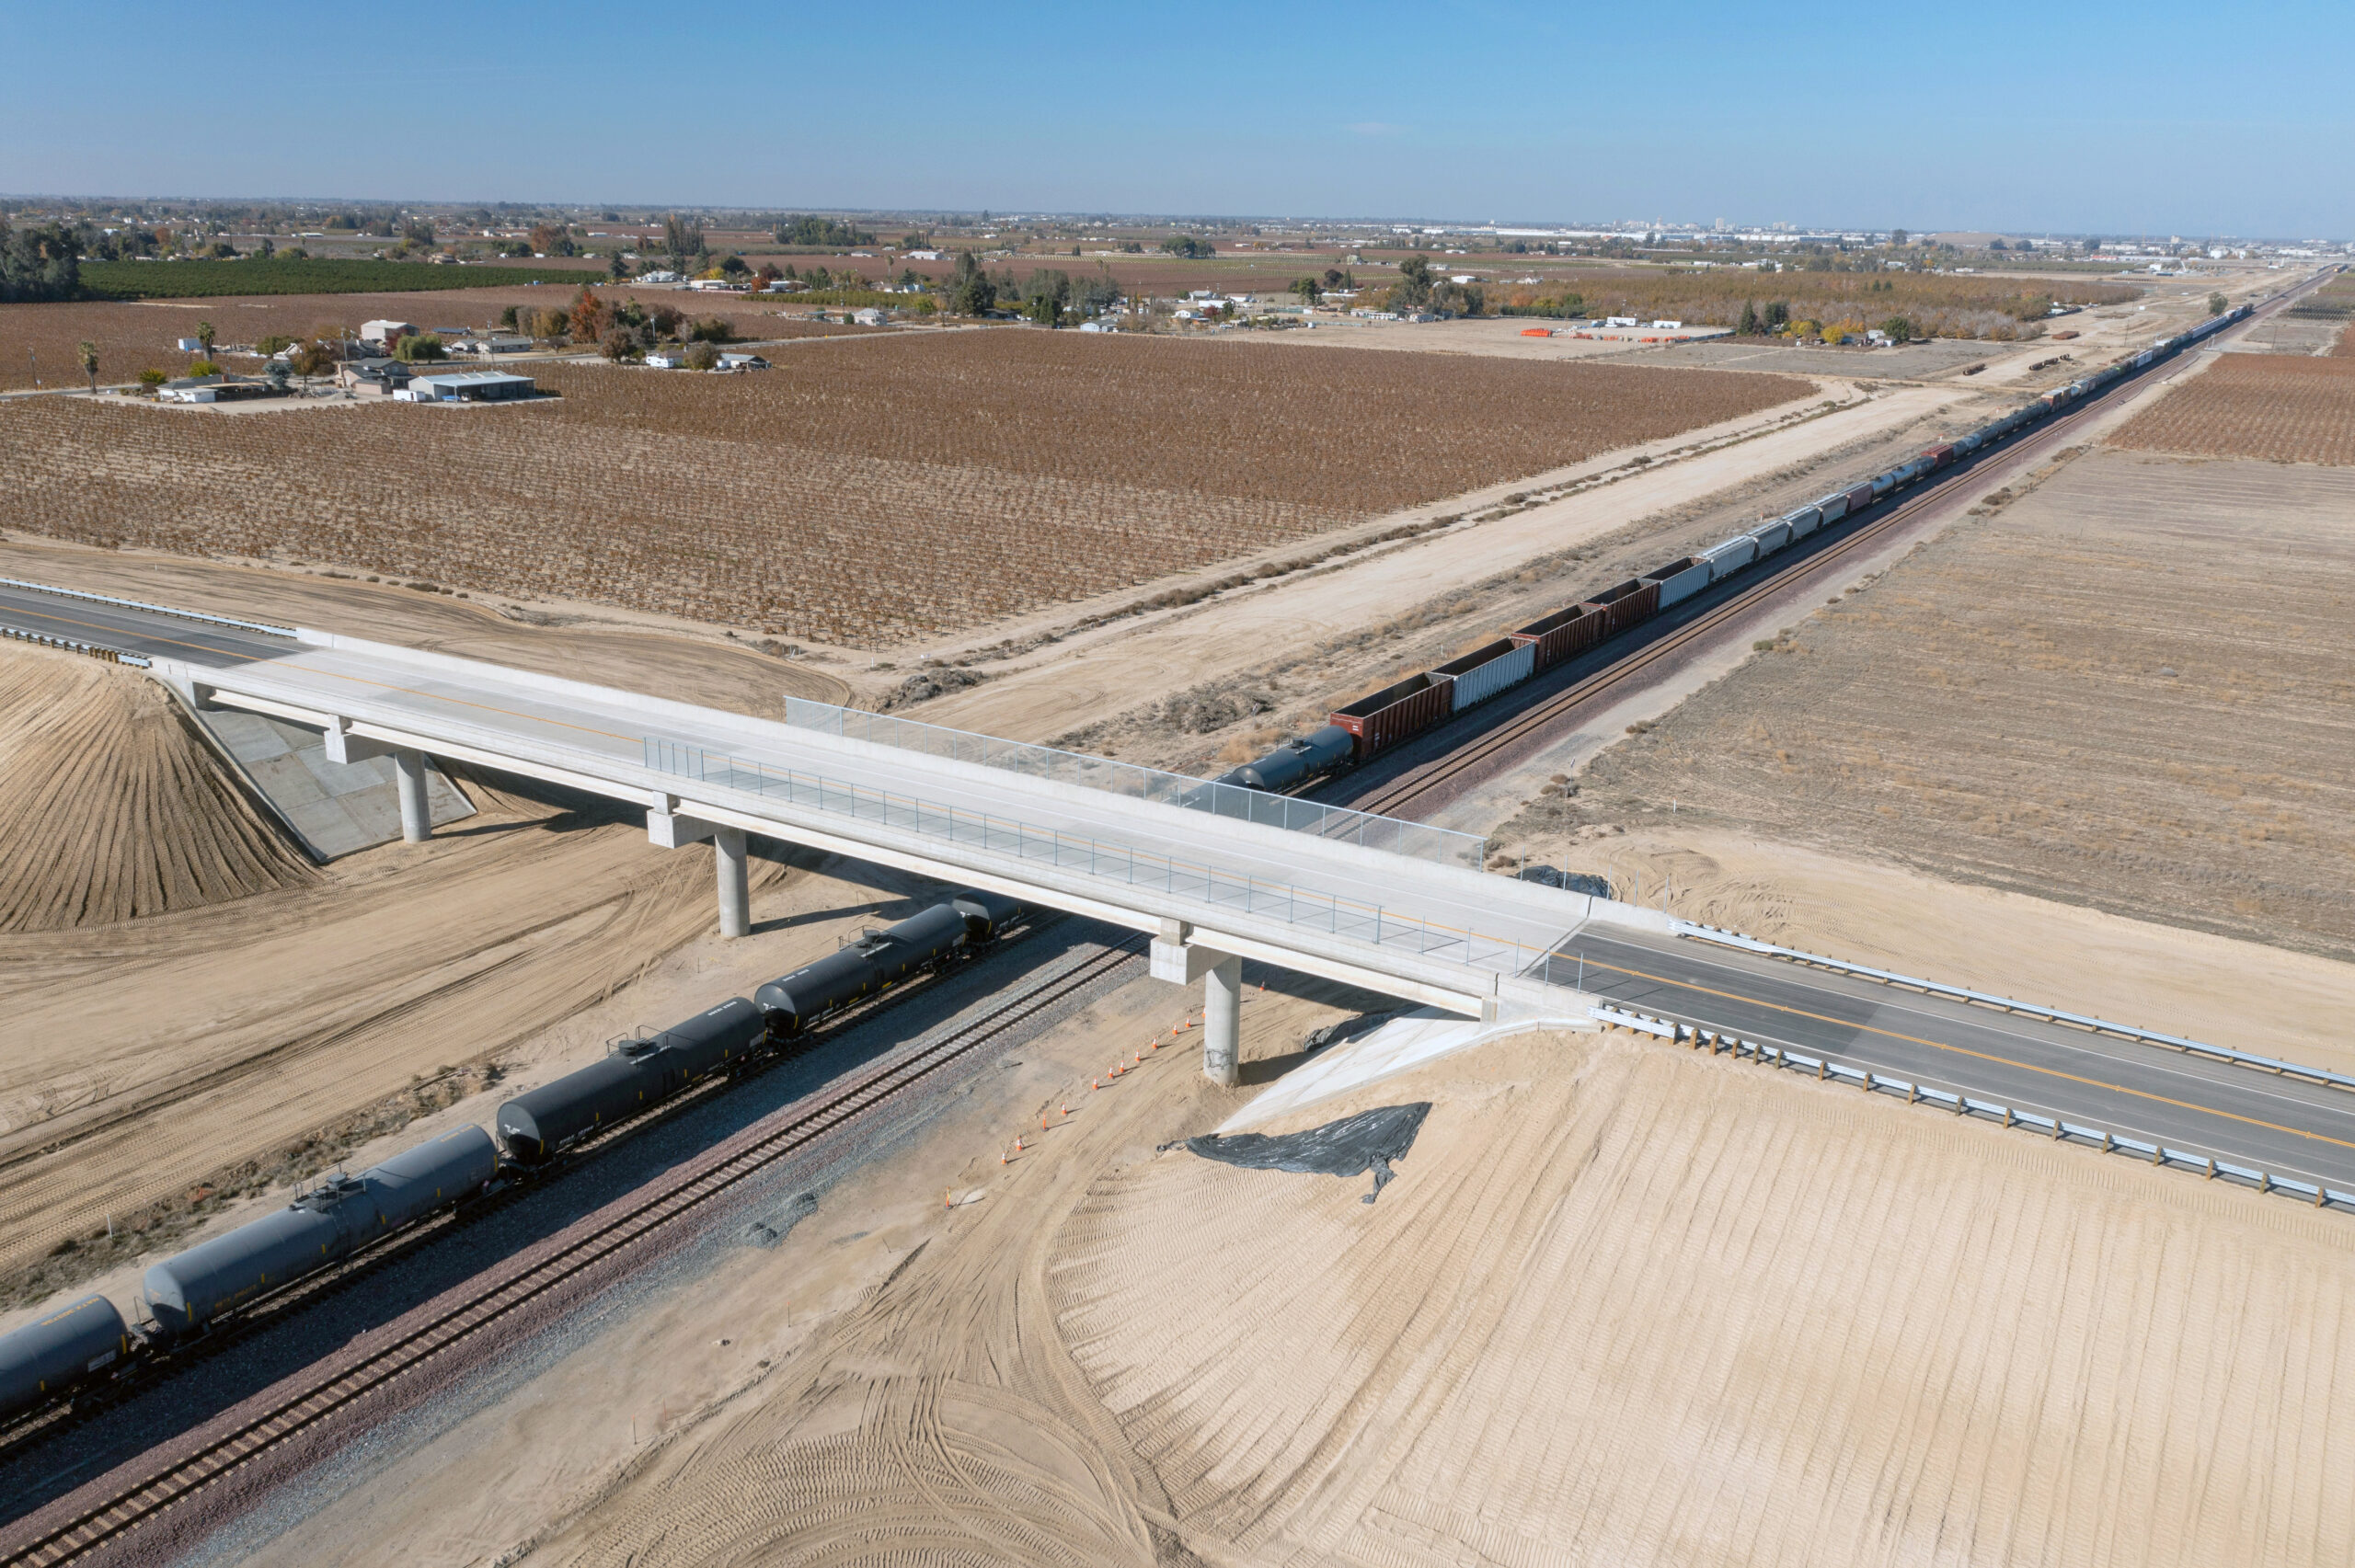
[2110, 353, 2355, 464]
[268, 1013, 2355, 1568]
[962, 384, 1993, 765]
[0, 635, 962, 1301]
[0, 644, 314, 932]
[0, 534, 855, 710]
[1536, 448, 2355, 963]
[0, 290, 861, 391]
[0, 333, 1805, 645]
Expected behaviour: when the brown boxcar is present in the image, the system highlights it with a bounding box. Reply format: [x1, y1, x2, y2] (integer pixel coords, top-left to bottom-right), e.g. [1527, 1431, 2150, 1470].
[1582, 578, 1661, 636]
[1508, 602, 1606, 672]
[1327, 671, 1454, 759]
[1844, 482, 1876, 513]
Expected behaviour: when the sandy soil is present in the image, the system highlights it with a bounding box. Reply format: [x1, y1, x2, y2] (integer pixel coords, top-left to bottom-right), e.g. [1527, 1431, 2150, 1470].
[0, 645, 314, 932]
[0, 754, 944, 1295]
[924, 383, 1985, 750]
[232, 963, 1366, 1568]
[1545, 449, 2355, 966]
[271, 1013, 2355, 1567]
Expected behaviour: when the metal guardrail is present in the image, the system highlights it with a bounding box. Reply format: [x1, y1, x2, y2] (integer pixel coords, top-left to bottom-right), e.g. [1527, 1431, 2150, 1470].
[646, 737, 1545, 979]
[1590, 1005, 2353, 1212]
[1672, 920, 2355, 1092]
[782, 695, 1485, 869]
[0, 576, 296, 639]
[0, 622, 150, 667]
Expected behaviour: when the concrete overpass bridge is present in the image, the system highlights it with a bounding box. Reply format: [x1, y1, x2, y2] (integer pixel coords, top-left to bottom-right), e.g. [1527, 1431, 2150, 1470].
[2, 578, 1609, 1081]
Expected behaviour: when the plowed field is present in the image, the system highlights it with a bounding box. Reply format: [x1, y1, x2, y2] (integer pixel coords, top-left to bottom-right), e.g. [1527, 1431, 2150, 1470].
[0, 335, 1808, 642]
[1562, 450, 2355, 960]
[2110, 353, 2355, 464]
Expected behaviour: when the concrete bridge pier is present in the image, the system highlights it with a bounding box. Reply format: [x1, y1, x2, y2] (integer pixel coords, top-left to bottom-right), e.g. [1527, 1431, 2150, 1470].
[650, 803, 752, 939]
[715, 827, 750, 939]
[1201, 955, 1243, 1087]
[393, 750, 432, 842]
[1151, 921, 1243, 1086]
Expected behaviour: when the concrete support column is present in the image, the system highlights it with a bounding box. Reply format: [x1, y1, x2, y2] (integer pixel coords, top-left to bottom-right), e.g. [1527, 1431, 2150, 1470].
[393, 749, 431, 843]
[1202, 956, 1243, 1087]
[715, 828, 750, 939]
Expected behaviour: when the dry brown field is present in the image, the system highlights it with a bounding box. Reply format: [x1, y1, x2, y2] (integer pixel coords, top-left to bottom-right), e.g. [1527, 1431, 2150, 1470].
[0, 334, 1807, 643]
[1481, 267, 2139, 338]
[2109, 354, 2355, 464]
[0, 291, 859, 392]
[1557, 449, 2355, 960]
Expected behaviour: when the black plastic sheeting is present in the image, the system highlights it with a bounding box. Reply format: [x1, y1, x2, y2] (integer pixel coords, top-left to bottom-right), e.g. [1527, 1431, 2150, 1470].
[1176, 1103, 1431, 1204]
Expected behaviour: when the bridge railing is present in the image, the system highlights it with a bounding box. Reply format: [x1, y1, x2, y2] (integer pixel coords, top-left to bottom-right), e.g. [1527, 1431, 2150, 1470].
[648, 737, 1542, 981]
[780, 696, 1484, 870]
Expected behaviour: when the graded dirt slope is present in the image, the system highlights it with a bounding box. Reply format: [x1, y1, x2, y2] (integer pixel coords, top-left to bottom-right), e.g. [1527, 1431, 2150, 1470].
[490, 1020, 2355, 1568]
[1043, 1032, 2355, 1567]
[1559, 448, 2355, 960]
[0, 644, 314, 932]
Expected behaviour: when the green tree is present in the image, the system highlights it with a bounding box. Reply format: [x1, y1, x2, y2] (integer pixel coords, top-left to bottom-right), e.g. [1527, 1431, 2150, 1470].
[193, 321, 216, 361]
[1292, 275, 1323, 305]
[2209, 292, 2228, 315]
[257, 334, 294, 357]
[1396, 254, 1434, 308]
[1737, 300, 1761, 336]
[1158, 235, 1214, 258]
[682, 339, 721, 371]
[2083, 236, 2100, 253]
[77, 339, 98, 393]
[608, 249, 627, 280]
[137, 367, 167, 391]
[1763, 299, 1790, 331]
[258, 235, 276, 259]
[1889, 228, 1908, 246]
[392, 332, 446, 361]
[686, 315, 736, 343]
[186, 360, 221, 377]
[1879, 316, 1915, 343]
[948, 250, 996, 315]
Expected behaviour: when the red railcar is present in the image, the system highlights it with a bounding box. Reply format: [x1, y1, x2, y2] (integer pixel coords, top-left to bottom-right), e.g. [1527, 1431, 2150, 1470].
[1508, 602, 1606, 672]
[1327, 671, 1454, 759]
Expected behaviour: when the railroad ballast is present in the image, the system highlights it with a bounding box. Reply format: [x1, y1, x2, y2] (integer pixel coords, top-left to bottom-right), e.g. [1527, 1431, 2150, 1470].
[1217, 304, 2254, 789]
[0, 891, 1026, 1424]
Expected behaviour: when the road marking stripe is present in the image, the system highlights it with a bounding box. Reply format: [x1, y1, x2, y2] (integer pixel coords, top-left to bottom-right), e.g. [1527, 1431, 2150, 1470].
[1575, 953, 2355, 1153]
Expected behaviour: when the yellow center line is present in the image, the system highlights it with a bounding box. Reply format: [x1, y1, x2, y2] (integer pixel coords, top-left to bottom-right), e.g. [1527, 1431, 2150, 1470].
[1580, 954, 2355, 1152]
[4, 604, 273, 664]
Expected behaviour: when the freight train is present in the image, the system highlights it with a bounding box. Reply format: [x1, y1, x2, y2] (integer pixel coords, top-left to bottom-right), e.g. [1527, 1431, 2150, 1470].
[1214, 305, 2257, 792]
[0, 891, 1024, 1425]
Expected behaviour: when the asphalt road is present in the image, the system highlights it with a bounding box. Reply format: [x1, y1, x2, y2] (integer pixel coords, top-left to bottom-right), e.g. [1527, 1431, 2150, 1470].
[0, 580, 297, 667]
[1557, 925, 2355, 1191]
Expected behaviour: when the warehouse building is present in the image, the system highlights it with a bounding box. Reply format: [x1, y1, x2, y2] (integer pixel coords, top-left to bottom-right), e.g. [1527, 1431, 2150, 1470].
[396, 370, 539, 403]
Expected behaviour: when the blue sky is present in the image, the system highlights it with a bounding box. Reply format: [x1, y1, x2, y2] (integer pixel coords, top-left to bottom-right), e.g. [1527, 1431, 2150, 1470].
[5, 1, 2347, 237]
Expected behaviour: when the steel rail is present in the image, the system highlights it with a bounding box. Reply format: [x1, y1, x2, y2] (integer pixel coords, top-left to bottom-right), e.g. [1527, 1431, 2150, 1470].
[1344, 324, 2255, 821]
[4, 937, 1140, 1568]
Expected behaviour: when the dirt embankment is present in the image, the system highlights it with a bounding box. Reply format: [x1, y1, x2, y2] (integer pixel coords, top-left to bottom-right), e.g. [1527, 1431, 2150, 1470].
[0, 644, 314, 932]
[510, 1022, 2355, 1568]
[1540, 449, 2355, 962]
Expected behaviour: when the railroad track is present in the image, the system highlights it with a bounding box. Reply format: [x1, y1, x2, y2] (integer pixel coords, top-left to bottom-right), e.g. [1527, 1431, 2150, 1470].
[4, 935, 1142, 1568]
[1342, 337, 2233, 821]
